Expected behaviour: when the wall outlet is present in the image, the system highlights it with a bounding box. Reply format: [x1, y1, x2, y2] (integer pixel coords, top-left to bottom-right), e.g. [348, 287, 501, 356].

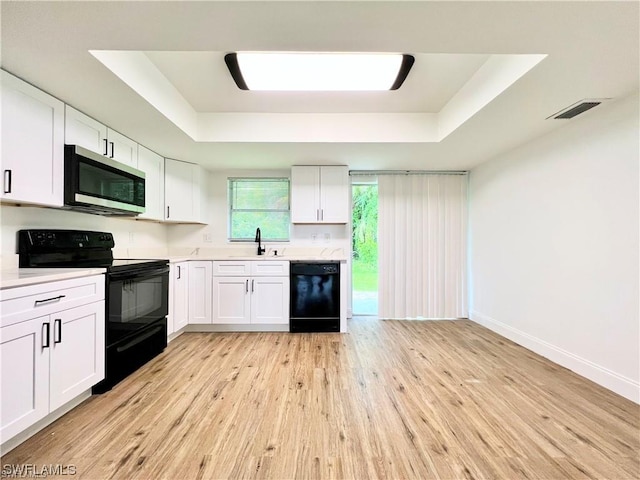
[324, 233, 331, 243]
[203, 233, 212, 243]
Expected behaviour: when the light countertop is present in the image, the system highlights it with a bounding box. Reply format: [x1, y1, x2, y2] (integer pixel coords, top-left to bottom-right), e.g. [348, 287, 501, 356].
[0, 247, 347, 289]
[165, 255, 347, 263]
[1, 268, 106, 290]
[123, 246, 348, 263]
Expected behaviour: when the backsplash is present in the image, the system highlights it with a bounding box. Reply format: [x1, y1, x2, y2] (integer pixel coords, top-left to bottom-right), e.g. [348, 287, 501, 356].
[1, 205, 351, 260]
[0, 205, 168, 257]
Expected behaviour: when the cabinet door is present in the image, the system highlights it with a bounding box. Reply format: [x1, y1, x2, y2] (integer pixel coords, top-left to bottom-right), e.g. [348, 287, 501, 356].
[251, 276, 290, 325]
[212, 277, 251, 324]
[167, 263, 176, 336]
[188, 262, 212, 324]
[107, 128, 138, 168]
[64, 105, 107, 156]
[49, 303, 105, 411]
[137, 145, 165, 221]
[291, 166, 320, 223]
[173, 263, 189, 331]
[165, 159, 195, 222]
[319, 166, 349, 223]
[1, 71, 64, 207]
[0, 316, 50, 443]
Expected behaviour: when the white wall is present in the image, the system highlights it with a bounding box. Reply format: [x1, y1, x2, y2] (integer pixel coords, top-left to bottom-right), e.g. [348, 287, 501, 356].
[468, 93, 639, 402]
[167, 169, 350, 252]
[0, 168, 351, 260]
[0, 205, 168, 261]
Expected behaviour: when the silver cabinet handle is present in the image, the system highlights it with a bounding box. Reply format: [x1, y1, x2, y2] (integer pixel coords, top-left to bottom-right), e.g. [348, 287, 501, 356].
[3, 170, 11, 193]
[321, 209, 324, 221]
[167, 206, 170, 219]
[177, 265, 181, 279]
[246, 279, 249, 293]
[34, 295, 66, 306]
[251, 279, 254, 293]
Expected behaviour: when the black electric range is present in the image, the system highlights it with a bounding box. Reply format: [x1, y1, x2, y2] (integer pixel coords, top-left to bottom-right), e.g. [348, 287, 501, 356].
[18, 229, 169, 392]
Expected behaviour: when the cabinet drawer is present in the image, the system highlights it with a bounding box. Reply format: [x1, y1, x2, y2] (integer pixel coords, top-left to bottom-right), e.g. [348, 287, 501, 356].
[250, 261, 289, 276]
[212, 261, 250, 276]
[0, 275, 105, 328]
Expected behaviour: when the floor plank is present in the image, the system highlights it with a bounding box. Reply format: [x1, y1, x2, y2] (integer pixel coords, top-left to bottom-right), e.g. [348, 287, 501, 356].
[2, 318, 639, 479]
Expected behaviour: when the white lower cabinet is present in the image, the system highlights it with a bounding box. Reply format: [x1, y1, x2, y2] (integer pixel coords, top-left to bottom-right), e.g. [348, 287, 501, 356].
[170, 262, 189, 333]
[0, 275, 105, 444]
[212, 277, 252, 324]
[48, 303, 105, 411]
[188, 262, 212, 324]
[212, 261, 289, 325]
[0, 315, 50, 442]
[250, 276, 290, 325]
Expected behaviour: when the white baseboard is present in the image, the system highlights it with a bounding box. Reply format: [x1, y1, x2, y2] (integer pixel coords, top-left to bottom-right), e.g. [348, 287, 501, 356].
[167, 327, 186, 343]
[185, 324, 289, 333]
[469, 310, 639, 404]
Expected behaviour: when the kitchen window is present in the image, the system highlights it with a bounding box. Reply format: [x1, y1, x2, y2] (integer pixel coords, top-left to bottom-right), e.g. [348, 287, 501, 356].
[228, 178, 290, 241]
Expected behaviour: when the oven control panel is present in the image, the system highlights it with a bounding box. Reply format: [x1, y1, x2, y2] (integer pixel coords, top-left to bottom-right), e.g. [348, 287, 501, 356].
[18, 229, 115, 251]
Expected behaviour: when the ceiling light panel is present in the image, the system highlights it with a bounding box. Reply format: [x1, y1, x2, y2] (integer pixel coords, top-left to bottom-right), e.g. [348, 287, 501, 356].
[226, 52, 414, 91]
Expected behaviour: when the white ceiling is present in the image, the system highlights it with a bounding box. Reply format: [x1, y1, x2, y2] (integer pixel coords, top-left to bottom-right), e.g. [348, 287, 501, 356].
[1, 1, 638, 171]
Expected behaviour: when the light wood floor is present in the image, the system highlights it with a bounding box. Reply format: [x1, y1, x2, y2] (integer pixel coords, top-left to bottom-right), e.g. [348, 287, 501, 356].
[3, 318, 639, 479]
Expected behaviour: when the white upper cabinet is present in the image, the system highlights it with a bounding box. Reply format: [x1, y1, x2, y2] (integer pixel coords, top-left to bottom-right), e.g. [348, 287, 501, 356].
[64, 105, 107, 155]
[290, 166, 320, 223]
[1, 71, 64, 207]
[318, 166, 350, 223]
[164, 158, 204, 223]
[106, 128, 138, 168]
[137, 145, 165, 221]
[291, 166, 349, 223]
[64, 106, 138, 168]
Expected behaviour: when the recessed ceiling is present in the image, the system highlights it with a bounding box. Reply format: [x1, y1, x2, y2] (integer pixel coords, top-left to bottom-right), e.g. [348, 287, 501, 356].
[1, 1, 638, 171]
[144, 51, 491, 113]
[90, 49, 545, 143]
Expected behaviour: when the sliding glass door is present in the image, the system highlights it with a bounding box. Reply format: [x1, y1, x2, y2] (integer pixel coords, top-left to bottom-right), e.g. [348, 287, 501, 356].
[351, 179, 378, 315]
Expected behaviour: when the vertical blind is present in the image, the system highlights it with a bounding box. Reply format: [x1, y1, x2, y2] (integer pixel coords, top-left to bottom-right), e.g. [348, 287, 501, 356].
[378, 174, 468, 319]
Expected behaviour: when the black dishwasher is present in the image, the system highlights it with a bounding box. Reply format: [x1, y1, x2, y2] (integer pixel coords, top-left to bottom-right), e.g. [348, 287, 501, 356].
[290, 262, 340, 332]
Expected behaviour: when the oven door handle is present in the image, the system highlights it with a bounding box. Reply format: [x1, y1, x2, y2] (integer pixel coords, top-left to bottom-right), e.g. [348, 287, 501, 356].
[109, 266, 170, 282]
[116, 325, 164, 353]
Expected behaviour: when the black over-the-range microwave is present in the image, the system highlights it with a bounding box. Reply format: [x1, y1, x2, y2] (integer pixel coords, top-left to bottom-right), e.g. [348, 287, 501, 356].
[64, 144, 145, 216]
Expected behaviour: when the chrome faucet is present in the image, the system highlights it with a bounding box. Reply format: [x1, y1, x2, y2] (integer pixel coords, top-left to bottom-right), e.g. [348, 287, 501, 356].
[255, 227, 266, 255]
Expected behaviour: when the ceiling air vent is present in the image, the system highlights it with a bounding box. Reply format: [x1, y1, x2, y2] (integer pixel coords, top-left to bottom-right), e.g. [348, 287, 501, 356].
[548, 99, 608, 120]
